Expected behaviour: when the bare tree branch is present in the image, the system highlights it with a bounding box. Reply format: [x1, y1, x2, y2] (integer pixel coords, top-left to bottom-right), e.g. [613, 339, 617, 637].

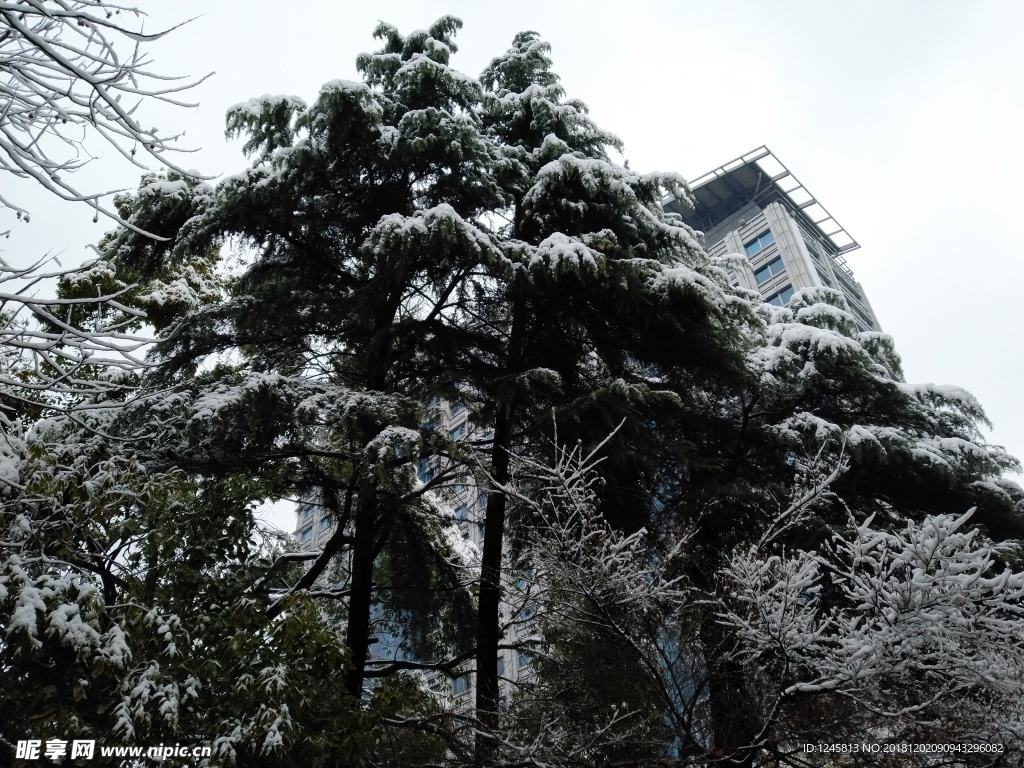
[0, 0, 212, 236]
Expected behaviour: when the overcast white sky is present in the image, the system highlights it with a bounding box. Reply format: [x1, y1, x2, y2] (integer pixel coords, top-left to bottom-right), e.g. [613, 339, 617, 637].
[5, 1, 1023, 531]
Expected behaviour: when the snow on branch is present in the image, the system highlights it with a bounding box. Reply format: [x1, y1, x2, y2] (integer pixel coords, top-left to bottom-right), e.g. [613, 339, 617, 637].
[487, 419, 695, 761]
[0, 255, 150, 412]
[721, 507, 1024, 732]
[0, 0, 212, 235]
[502, 421, 687, 620]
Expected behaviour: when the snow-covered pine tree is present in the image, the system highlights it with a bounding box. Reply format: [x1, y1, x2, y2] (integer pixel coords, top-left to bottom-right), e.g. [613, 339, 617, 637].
[464, 31, 751, 757]
[90, 18, 750, 762]
[649, 286, 1024, 760]
[104, 17, 507, 750]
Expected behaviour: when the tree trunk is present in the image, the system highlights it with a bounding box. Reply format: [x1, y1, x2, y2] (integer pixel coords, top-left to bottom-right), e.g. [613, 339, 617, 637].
[474, 407, 511, 761]
[474, 291, 527, 764]
[344, 487, 378, 699]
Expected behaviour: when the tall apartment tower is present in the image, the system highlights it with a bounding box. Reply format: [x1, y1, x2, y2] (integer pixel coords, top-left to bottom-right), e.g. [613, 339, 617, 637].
[665, 146, 881, 331]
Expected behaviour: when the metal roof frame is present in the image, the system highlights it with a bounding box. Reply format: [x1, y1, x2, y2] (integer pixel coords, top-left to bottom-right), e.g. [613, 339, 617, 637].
[687, 146, 860, 256]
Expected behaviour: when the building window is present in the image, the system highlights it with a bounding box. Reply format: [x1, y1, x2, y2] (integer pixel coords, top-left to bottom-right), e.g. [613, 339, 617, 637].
[319, 517, 331, 530]
[449, 423, 467, 440]
[518, 651, 530, 669]
[766, 285, 795, 307]
[449, 401, 465, 417]
[497, 655, 506, 678]
[302, 506, 314, 520]
[454, 505, 469, 521]
[753, 256, 785, 285]
[453, 673, 472, 695]
[300, 527, 313, 543]
[744, 229, 775, 257]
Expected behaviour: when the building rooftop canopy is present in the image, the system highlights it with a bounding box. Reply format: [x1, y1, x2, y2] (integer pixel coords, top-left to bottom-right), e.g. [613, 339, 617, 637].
[676, 146, 860, 256]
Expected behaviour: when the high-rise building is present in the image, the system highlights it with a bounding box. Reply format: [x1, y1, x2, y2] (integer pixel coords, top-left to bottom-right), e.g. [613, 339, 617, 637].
[665, 146, 881, 332]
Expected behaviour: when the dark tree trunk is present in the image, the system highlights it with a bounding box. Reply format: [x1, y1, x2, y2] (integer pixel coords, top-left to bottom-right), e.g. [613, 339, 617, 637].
[474, 291, 527, 764]
[344, 487, 378, 699]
